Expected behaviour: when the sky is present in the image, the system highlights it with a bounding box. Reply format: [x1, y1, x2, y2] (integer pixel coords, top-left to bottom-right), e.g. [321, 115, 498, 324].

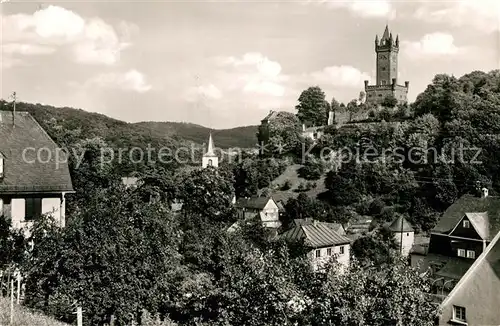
[1, 0, 499, 129]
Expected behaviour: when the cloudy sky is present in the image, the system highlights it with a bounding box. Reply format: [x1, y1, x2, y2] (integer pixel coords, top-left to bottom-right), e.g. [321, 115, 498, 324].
[1, 0, 499, 128]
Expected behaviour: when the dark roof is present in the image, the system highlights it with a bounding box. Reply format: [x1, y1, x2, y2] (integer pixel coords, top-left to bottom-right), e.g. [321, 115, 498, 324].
[235, 197, 273, 210]
[388, 216, 414, 232]
[0, 112, 73, 194]
[433, 194, 500, 240]
[262, 110, 278, 122]
[280, 221, 351, 248]
[434, 259, 474, 280]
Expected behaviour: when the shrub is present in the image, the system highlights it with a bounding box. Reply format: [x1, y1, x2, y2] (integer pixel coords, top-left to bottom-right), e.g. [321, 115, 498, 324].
[281, 180, 292, 191]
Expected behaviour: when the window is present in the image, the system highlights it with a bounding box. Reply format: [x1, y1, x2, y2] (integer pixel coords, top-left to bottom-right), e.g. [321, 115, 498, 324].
[25, 198, 42, 221]
[381, 67, 386, 71]
[381, 80, 386, 85]
[467, 250, 475, 259]
[339, 246, 345, 255]
[453, 305, 466, 322]
[207, 159, 213, 166]
[327, 248, 332, 256]
[315, 250, 321, 258]
[406, 232, 409, 236]
[457, 249, 466, 257]
[463, 220, 470, 228]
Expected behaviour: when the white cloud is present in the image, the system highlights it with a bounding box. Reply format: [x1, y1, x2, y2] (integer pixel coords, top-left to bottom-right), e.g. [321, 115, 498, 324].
[85, 70, 152, 93]
[403, 33, 462, 58]
[2, 43, 56, 55]
[184, 84, 223, 102]
[1, 5, 134, 65]
[414, 0, 500, 33]
[215, 52, 288, 97]
[306, 0, 395, 18]
[308, 65, 371, 87]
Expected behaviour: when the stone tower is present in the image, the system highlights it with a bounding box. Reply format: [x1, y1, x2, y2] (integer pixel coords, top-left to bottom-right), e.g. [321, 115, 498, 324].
[389, 215, 414, 257]
[364, 25, 409, 106]
[202, 133, 218, 168]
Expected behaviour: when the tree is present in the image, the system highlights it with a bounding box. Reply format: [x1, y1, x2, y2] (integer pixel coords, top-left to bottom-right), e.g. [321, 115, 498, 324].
[23, 187, 186, 326]
[257, 112, 302, 157]
[296, 86, 328, 126]
[308, 258, 439, 326]
[351, 226, 398, 266]
[178, 167, 236, 223]
[381, 94, 398, 108]
[331, 97, 341, 122]
[346, 99, 359, 122]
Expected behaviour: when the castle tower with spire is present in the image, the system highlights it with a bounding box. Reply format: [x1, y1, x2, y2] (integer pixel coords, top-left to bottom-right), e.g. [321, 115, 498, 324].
[364, 25, 409, 106]
[202, 133, 219, 168]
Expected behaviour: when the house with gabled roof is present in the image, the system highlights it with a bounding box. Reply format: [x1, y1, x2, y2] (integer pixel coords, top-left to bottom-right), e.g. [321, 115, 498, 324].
[234, 196, 281, 229]
[388, 215, 414, 257]
[411, 188, 500, 299]
[437, 229, 500, 325]
[0, 111, 73, 232]
[280, 219, 351, 271]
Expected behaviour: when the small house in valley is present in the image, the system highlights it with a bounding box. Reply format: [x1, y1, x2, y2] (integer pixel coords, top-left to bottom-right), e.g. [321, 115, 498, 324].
[280, 219, 351, 271]
[234, 196, 281, 229]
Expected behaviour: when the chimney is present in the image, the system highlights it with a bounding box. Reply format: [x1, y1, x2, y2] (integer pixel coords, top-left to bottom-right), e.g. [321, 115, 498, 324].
[392, 78, 397, 86]
[364, 80, 369, 88]
[312, 219, 318, 226]
[481, 188, 489, 198]
[302, 124, 306, 132]
[405, 81, 409, 88]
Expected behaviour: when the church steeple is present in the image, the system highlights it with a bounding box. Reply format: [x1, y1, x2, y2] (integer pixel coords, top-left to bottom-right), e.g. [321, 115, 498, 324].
[206, 133, 215, 156]
[202, 132, 218, 168]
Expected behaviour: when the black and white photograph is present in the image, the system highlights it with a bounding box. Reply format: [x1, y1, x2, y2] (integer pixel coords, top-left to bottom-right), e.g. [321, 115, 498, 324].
[0, 0, 499, 325]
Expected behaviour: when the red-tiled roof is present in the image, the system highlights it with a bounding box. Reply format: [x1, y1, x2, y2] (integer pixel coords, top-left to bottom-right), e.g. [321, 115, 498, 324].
[433, 194, 500, 241]
[0, 112, 73, 194]
[280, 220, 351, 248]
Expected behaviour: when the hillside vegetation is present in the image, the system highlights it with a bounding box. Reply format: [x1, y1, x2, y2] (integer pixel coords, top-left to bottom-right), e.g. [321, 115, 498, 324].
[135, 121, 258, 149]
[0, 101, 257, 149]
[0, 297, 69, 326]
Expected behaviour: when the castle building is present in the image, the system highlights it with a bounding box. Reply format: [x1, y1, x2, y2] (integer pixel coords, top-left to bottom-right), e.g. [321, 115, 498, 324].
[364, 25, 409, 106]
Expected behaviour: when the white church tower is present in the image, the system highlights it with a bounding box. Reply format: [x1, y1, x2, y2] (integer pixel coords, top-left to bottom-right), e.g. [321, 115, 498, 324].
[202, 133, 219, 168]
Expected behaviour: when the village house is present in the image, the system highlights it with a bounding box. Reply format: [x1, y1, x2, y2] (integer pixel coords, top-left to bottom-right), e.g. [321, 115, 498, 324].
[0, 111, 73, 232]
[234, 196, 281, 229]
[280, 219, 351, 271]
[411, 187, 500, 300]
[437, 229, 500, 325]
[388, 215, 415, 257]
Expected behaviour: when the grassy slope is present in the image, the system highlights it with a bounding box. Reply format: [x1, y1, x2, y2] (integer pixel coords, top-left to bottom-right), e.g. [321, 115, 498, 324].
[134, 121, 259, 149]
[270, 164, 327, 203]
[0, 297, 68, 326]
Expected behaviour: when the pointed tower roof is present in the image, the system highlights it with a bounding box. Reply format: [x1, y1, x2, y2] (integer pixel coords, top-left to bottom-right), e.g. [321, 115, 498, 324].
[389, 215, 413, 233]
[381, 24, 390, 41]
[204, 133, 216, 157]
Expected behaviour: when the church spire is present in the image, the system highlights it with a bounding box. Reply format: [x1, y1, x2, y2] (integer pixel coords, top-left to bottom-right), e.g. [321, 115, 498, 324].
[205, 133, 215, 156]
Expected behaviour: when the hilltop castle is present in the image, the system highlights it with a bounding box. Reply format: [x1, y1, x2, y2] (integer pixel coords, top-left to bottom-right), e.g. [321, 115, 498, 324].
[364, 25, 409, 106]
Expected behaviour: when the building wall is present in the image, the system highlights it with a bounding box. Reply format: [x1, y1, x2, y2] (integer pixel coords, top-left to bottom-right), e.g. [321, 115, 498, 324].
[0, 194, 66, 231]
[202, 156, 218, 168]
[438, 240, 500, 325]
[365, 85, 408, 106]
[429, 233, 485, 259]
[309, 244, 350, 271]
[260, 199, 280, 228]
[394, 231, 414, 256]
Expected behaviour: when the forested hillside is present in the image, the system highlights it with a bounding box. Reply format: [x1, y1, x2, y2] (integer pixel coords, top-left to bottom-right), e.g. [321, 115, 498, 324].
[134, 121, 259, 148]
